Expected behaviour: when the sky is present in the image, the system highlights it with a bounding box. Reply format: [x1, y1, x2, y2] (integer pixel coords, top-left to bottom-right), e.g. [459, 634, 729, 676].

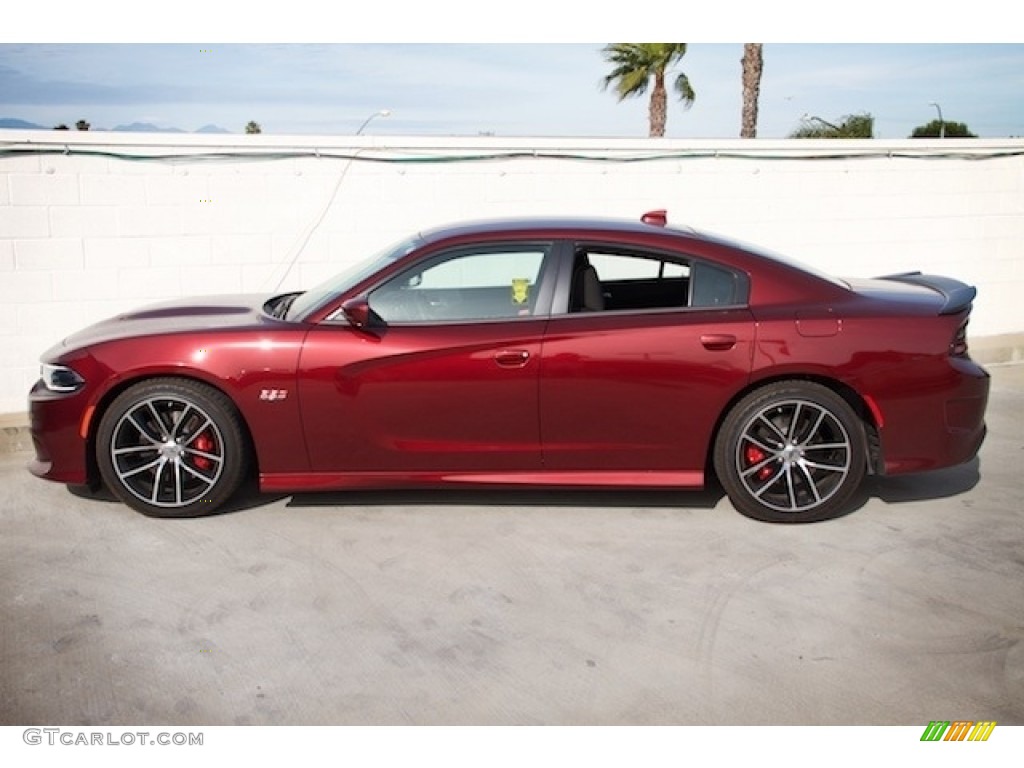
[2, 5, 1023, 140]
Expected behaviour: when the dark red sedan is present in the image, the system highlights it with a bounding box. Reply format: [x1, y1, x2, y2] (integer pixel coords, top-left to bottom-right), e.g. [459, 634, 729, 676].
[29, 212, 989, 522]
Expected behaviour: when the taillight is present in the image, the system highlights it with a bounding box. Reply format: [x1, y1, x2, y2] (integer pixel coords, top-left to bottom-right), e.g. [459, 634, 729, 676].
[950, 319, 969, 357]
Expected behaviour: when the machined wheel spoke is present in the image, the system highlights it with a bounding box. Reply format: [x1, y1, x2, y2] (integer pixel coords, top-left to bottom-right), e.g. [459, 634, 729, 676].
[753, 471, 785, 499]
[113, 444, 158, 457]
[755, 414, 788, 445]
[118, 456, 163, 479]
[146, 401, 170, 439]
[185, 447, 222, 465]
[149, 458, 169, 503]
[787, 402, 804, 440]
[126, 413, 163, 445]
[173, 460, 183, 506]
[741, 455, 778, 478]
[796, 463, 822, 504]
[784, 465, 798, 509]
[802, 409, 827, 443]
[169, 404, 195, 440]
[182, 417, 213, 445]
[803, 458, 848, 472]
[744, 434, 781, 455]
[804, 442, 849, 451]
[179, 460, 216, 484]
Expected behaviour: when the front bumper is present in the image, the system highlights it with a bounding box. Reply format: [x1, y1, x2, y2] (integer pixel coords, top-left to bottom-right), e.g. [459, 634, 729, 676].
[28, 379, 92, 485]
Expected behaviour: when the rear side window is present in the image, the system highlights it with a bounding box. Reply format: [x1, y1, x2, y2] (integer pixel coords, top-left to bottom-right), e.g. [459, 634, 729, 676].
[690, 261, 746, 307]
[588, 252, 689, 282]
[569, 245, 746, 313]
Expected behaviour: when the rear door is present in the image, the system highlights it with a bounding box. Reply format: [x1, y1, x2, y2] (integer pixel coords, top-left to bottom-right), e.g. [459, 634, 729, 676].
[539, 244, 755, 473]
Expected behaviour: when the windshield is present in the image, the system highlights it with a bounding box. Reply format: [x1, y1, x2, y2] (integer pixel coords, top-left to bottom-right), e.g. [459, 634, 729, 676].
[285, 234, 422, 320]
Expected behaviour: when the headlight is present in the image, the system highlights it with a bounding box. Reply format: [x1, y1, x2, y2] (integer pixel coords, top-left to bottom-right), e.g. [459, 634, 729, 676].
[40, 363, 85, 393]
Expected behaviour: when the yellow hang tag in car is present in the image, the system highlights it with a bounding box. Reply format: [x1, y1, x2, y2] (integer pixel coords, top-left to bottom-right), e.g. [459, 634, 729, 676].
[511, 278, 530, 305]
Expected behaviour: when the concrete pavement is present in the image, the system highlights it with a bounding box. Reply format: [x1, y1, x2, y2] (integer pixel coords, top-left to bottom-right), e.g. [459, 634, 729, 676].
[1, 364, 1022, 725]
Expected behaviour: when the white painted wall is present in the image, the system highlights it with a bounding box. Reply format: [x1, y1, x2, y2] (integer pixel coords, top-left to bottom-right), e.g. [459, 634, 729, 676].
[2, 130, 1022, 414]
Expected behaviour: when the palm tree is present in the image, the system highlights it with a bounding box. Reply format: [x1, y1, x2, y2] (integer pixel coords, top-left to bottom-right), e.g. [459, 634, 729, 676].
[602, 43, 695, 137]
[740, 44, 763, 138]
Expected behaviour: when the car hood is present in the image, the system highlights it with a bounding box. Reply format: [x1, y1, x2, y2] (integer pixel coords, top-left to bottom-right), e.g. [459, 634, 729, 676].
[58, 294, 280, 351]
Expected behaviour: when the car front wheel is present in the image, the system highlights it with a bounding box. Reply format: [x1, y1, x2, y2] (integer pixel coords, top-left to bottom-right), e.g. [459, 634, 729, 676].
[714, 382, 866, 523]
[96, 378, 248, 517]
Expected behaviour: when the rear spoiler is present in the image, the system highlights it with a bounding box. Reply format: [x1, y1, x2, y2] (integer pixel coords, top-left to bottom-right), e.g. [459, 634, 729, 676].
[877, 271, 977, 315]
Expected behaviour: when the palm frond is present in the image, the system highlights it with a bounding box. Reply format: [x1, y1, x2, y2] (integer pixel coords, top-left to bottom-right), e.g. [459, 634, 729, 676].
[673, 73, 695, 108]
[601, 43, 695, 135]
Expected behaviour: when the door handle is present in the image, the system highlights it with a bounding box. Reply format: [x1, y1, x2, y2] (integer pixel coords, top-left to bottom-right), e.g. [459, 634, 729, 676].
[700, 334, 737, 351]
[494, 349, 530, 368]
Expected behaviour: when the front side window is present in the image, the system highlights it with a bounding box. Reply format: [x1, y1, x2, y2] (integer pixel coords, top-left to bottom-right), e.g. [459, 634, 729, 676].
[369, 244, 552, 324]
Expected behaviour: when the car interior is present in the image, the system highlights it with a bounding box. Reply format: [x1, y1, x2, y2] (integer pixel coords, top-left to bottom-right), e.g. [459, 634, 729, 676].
[569, 247, 744, 312]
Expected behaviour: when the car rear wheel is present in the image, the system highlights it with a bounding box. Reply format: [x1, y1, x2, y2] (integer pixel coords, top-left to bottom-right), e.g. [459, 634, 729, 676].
[96, 379, 248, 517]
[714, 381, 866, 523]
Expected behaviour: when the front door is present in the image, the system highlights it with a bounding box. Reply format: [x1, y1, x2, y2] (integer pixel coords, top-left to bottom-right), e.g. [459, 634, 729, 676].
[298, 242, 555, 473]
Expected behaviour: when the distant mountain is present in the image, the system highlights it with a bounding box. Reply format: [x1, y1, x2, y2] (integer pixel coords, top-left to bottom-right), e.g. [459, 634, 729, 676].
[1, 118, 234, 134]
[112, 122, 187, 133]
[0, 118, 47, 129]
[112, 122, 233, 134]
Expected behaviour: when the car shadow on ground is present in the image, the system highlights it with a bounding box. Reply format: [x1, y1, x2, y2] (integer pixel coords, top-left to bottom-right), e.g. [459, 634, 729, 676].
[66, 476, 289, 518]
[858, 457, 981, 504]
[285, 485, 727, 510]
[64, 458, 982, 519]
[283, 457, 982, 516]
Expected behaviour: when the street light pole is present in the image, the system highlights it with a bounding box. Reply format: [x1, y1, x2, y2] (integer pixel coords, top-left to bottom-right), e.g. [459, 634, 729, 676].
[801, 113, 840, 132]
[929, 102, 945, 139]
[356, 109, 391, 135]
[809, 115, 840, 131]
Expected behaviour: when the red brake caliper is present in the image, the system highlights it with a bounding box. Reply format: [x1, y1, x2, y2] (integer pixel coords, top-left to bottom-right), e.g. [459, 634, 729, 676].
[745, 444, 773, 481]
[192, 432, 214, 471]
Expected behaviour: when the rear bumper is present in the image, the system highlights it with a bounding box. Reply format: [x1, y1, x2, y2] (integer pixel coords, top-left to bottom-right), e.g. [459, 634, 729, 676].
[877, 357, 989, 476]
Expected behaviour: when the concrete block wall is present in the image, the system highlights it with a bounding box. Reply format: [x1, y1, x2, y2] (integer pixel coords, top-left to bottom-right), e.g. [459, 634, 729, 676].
[1, 130, 1022, 414]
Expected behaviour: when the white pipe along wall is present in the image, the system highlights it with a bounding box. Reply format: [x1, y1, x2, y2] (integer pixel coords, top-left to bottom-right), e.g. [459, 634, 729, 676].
[1, 130, 1022, 415]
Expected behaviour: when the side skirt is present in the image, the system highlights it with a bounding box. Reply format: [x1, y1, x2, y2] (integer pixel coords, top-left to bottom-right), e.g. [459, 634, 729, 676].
[260, 469, 706, 493]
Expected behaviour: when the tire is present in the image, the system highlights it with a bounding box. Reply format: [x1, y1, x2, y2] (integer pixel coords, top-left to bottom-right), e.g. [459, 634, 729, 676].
[96, 378, 249, 517]
[714, 381, 866, 523]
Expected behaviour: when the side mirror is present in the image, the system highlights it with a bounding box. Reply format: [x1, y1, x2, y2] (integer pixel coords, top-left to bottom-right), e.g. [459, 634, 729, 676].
[341, 298, 373, 329]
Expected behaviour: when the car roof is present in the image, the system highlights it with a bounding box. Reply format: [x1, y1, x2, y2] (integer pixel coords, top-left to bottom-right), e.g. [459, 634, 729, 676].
[411, 215, 848, 293]
[417, 215, 698, 244]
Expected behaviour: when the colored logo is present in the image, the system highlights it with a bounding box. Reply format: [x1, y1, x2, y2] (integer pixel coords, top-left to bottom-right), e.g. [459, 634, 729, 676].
[920, 721, 996, 741]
